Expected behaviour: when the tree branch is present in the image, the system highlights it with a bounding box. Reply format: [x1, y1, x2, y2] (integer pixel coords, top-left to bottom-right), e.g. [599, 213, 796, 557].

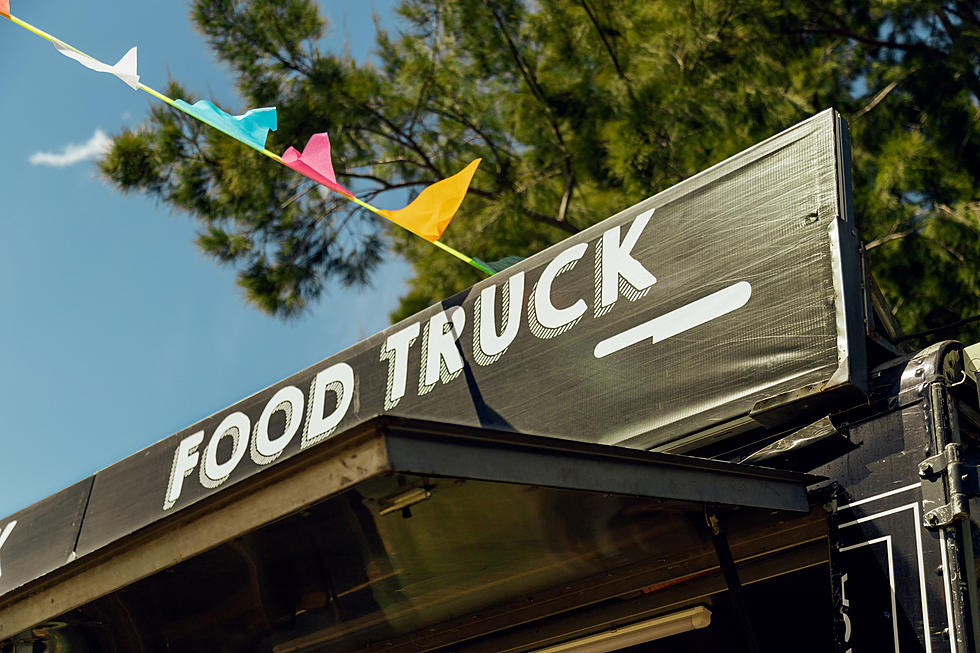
[688, 0, 738, 73]
[853, 68, 917, 120]
[267, 9, 313, 75]
[864, 228, 916, 250]
[578, 0, 635, 100]
[557, 173, 575, 223]
[488, 3, 576, 223]
[467, 187, 579, 235]
[430, 102, 511, 171]
[936, 7, 980, 105]
[896, 313, 980, 343]
[341, 92, 445, 179]
[488, 5, 566, 149]
[952, 0, 980, 28]
[787, 27, 928, 53]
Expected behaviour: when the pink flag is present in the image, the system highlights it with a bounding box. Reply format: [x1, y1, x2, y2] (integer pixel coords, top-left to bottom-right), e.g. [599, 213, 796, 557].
[1, 0, 10, 17]
[281, 132, 353, 198]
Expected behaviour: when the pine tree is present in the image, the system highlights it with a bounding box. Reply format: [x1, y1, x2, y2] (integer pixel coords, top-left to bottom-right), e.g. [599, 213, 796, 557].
[100, 0, 980, 343]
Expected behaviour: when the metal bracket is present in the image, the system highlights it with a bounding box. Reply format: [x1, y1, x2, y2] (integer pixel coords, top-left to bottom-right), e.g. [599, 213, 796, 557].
[919, 442, 971, 528]
[706, 512, 760, 653]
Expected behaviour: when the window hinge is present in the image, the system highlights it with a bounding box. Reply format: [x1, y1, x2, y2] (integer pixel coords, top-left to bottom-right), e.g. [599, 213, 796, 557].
[919, 442, 973, 528]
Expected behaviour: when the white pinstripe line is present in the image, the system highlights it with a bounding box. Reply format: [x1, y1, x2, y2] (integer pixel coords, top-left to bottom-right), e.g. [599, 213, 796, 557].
[838, 483, 921, 511]
[839, 502, 932, 652]
[840, 536, 899, 652]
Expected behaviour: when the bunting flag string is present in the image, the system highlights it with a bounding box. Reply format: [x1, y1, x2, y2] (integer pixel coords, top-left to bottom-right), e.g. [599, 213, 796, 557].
[2, 6, 496, 276]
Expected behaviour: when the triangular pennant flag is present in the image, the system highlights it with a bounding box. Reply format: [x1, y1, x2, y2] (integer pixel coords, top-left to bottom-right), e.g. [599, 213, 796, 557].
[281, 132, 353, 198]
[471, 255, 525, 273]
[52, 42, 140, 90]
[174, 99, 277, 151]
[0, 0, 10, 18]
[379, 159, 481, 241]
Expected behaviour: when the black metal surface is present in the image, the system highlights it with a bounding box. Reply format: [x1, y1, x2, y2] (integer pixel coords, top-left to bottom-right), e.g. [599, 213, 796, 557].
[707, 512, 761, 653]
[740, 416, 853, 471]
[815, 341, 979, 652]
[0, 478, 91, 597]
[0, 416, 817, 639]
[378, 418, 816, 513]
[0, 110, 866, 602]
[15, 477, 826, 653]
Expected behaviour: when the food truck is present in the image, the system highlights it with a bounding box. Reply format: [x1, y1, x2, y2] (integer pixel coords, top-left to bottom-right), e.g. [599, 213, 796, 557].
[1, 109, 978, 652]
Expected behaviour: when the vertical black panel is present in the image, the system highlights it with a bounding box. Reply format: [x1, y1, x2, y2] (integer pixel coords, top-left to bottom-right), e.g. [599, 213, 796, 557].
[0, 478, 91, 596]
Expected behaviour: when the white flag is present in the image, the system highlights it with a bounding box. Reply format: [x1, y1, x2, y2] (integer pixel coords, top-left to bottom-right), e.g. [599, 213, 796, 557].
[53, 41, 140, 90]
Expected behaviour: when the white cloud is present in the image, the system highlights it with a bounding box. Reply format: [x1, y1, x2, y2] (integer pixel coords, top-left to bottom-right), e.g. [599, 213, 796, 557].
[29, 129, 112, 167]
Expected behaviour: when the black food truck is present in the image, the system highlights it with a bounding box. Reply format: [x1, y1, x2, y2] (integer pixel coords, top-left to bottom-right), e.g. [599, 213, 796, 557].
[2, 109, 979, 653]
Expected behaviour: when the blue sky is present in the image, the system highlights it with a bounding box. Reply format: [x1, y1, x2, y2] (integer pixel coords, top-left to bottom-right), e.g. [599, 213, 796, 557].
[0, 0, 407, 518]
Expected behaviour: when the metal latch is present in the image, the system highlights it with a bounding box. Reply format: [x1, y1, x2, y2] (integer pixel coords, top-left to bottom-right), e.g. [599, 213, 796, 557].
[919, 442, 971, 528]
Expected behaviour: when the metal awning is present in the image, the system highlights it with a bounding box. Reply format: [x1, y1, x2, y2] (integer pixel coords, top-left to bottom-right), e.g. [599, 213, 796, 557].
[0, 418, 823, 651]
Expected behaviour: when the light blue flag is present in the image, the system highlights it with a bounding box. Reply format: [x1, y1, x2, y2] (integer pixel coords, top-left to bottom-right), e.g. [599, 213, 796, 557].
[174, 99, 277, 151]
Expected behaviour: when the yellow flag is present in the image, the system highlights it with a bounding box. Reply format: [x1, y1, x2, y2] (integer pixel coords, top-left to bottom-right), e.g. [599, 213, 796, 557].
[379, 159, 481, 242]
